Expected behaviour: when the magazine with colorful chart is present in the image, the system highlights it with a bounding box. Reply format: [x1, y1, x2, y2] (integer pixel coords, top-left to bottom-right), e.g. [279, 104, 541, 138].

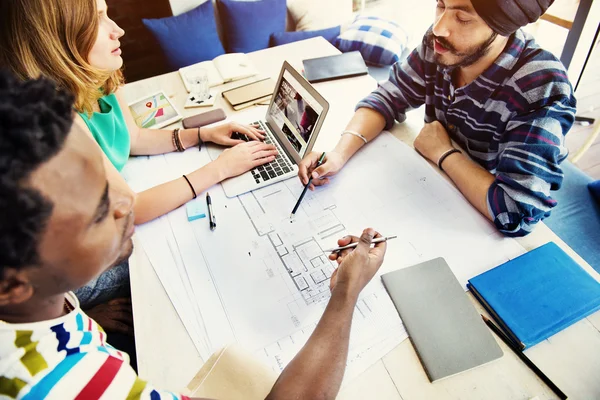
[128, 91, 182, 129]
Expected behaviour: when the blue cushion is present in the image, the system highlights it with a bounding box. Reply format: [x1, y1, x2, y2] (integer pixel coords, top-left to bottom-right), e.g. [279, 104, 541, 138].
[367, 65, 393, 83]
[270, 26, 341, 47]
[544, 161, 600, 273]
[335, 15, 408, 67]
[218, 0, 286, 53]
[590, 180, 600, 204]
[143, 2, 225, 69]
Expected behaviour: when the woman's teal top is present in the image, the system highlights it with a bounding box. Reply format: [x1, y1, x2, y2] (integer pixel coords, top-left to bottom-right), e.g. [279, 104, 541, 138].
[78, 93, 130, 171]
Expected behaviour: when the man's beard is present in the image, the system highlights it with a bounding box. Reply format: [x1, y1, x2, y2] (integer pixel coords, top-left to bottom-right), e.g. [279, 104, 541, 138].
[111, 212, 135, 267]
[112, 238, 134, 267]
[423, 27, 498, 68]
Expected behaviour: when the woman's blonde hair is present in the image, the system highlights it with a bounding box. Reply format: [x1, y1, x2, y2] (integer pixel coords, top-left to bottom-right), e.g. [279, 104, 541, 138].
[0, 0, 123, 115]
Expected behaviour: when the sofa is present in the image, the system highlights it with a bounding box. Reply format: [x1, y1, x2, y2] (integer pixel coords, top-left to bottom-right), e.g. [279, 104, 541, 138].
[141, 0, 410, 83]
[129, 0, 352, 81]
[545, 161, 600, 273]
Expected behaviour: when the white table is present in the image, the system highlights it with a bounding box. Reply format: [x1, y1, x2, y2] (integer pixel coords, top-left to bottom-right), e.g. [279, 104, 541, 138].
[123, 37, 600, 399]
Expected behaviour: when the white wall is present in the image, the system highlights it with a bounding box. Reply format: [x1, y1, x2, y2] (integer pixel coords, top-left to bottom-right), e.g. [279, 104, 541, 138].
[169, 0, 205, 16]
[568, 0, 600, 89]
[169, 0, 275, 16]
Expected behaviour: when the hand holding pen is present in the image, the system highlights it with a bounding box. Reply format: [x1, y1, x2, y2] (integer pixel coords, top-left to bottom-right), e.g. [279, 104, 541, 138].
[328, 229, 388, 293]
[297, 150, 346, 191]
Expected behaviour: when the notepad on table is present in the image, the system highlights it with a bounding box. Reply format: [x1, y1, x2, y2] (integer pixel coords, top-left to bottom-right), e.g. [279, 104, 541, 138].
[382, 258, 503, 382]
[186, 198, 207, 222]
[179, 53, 258, 91]
[468, 242, 600, 349]
[221, 78, 275, 110]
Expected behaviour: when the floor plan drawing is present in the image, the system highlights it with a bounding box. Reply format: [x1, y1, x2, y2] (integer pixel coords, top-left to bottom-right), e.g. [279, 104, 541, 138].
[124, 131, 525, 382]
[283, 238, 334, 304]
[237, 186, 343, 305]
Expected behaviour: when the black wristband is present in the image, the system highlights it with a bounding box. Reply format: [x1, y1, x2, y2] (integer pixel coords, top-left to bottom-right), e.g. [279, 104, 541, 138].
[197, 127, 203, 152]
[437, 148, 461, 172]
[182, 175, 197, 199]
[172, 130, 179, 152]
[173, 128, 185, 152]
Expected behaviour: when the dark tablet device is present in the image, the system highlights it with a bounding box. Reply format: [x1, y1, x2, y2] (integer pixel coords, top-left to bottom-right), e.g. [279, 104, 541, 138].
[302, 51, 368, 83]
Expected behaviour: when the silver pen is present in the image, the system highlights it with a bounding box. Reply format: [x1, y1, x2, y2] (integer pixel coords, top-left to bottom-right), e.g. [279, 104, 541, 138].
[323, 235, 397, 253]
[206, 192, 216, 231]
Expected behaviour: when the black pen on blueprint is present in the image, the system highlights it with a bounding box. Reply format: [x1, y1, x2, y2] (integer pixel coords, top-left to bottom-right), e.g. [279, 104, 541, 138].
[290, 152, 326, 219]
[206, 192, 217, 231]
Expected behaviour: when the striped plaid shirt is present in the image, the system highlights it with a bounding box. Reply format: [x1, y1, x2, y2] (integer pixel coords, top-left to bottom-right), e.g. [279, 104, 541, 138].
[357, 29, 577, 236]
[0, 292, 188, 400]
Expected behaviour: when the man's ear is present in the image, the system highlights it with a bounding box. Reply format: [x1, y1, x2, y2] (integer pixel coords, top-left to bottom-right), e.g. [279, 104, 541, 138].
[0, 268, 34, 306]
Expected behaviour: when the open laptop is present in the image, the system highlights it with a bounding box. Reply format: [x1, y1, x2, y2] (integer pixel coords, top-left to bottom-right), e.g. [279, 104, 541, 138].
[210, 61, 330, 198]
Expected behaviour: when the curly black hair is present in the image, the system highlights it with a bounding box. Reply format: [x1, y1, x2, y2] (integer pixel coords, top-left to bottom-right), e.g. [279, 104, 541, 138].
[0, 70, 74, 273]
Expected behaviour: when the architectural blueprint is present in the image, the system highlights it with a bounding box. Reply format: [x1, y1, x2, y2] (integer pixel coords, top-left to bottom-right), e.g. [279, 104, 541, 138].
[122, 130, 525, 381]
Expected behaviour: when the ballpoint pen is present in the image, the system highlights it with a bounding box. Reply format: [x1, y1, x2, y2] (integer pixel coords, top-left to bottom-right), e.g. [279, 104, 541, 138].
[206, 192, 217, 231]
[323, 235, 398, 253]
[290, 152, 326, 219]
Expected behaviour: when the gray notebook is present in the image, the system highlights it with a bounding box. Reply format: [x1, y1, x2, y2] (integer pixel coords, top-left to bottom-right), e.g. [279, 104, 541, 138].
[382, 258, 503, 382]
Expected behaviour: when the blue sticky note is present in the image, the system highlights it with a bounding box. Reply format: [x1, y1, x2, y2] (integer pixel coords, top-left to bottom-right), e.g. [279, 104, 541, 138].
[186, 199, 207, 221]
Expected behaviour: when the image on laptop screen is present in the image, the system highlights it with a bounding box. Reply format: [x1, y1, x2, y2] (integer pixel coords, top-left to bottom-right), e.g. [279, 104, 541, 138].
[267, 69, 325, 158]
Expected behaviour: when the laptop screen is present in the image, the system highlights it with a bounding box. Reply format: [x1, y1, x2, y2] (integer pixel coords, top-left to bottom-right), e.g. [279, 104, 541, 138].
[267, 69, 325, 158]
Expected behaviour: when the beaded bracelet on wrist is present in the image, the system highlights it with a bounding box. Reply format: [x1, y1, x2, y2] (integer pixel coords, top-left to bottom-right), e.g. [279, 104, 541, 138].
[437, 148, 461, 172]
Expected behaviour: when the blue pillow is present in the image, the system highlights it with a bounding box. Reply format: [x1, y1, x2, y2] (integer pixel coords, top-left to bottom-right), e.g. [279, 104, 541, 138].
[218, 0, 286, 53]
[335, 15, 408, 67]
[589, 180, 600, 204]
[143, 2, 225, 69]
[270, 26, 341, 47]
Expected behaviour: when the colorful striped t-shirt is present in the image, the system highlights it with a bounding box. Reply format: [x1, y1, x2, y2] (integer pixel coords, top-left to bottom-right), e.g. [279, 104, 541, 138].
[0, 292, 188, 400]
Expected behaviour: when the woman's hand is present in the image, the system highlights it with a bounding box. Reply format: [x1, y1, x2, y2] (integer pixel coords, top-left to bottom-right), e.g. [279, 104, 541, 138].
[214, 141, 278, 179]
[201, 122, 266, 146]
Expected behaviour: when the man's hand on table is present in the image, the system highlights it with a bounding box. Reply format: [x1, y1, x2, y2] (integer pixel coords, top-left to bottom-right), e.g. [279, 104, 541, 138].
[201, 122, 266, 146]
[85, 298, 134, 336]
[298, 150, 346, 191]
[414, 121, 454, 164]
[328, 228, 387, 297]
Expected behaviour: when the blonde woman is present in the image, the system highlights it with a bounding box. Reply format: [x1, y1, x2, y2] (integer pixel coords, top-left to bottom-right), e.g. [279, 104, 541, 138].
[0, 0, 277, 225]
[0, 0, 277, 311]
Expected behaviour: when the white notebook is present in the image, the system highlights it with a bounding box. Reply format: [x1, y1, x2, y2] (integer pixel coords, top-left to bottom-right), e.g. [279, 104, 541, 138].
[179, 53, 258, 91]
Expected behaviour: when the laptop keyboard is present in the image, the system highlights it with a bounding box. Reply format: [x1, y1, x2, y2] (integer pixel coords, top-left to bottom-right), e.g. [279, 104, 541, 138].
[232, 121, 293, 184]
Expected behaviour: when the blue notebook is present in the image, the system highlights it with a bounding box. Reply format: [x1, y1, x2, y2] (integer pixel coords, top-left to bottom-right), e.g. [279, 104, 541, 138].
[467, 242, 600, 349]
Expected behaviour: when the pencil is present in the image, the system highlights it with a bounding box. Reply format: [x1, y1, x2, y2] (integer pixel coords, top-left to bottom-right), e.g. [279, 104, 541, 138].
[323, 235, 397, 253]
[290, 152, 326, 218]
[481, 315, 567, 400]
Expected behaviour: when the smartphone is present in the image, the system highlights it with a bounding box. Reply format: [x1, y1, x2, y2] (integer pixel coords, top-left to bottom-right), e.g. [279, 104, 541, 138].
[182, 108, 227, 129]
